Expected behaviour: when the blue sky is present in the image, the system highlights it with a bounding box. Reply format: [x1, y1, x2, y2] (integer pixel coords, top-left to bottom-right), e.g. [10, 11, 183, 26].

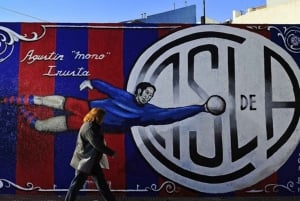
[0, 0, 266, 23]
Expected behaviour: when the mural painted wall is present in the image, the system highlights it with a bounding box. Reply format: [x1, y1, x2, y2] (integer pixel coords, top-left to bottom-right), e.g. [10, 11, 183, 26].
[0, 23, 299, 197]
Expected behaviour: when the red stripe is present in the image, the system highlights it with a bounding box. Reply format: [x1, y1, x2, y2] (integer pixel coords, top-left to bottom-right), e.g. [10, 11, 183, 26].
[16, 23, 56, 194]
[88, 23, 126, 191]
[9, 96, 15, 104]
[16, 96, 23, 105]
[23, 95, 31, 105]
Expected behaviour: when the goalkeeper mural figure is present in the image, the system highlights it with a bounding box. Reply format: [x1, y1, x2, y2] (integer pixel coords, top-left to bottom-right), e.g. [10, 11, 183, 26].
[1, 79, 226, 133]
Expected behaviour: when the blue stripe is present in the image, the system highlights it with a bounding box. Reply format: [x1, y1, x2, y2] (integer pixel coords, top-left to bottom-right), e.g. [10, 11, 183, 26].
[54, 23, 89, 194]
[269, 25, 300, 68]
[123, 23, 160, 196]
[0, 23, 21, 194]
[270, 25, 300, 196]
[277, 145, 300, 196]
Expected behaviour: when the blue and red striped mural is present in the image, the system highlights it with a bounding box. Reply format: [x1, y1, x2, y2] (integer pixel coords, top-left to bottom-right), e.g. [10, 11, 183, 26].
[0, 23, 299, 198]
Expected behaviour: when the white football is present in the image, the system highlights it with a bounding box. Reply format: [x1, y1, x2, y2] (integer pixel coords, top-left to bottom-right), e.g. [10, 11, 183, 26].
[205, 95, 226, 115]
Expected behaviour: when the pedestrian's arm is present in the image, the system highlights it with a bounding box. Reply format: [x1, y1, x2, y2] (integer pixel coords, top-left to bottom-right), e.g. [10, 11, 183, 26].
[86, 128, 115, 156]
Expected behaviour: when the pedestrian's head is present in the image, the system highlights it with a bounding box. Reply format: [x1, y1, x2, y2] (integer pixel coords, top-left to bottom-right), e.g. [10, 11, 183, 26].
[134, 82, 156, 105]
[83, 108, 106, 125]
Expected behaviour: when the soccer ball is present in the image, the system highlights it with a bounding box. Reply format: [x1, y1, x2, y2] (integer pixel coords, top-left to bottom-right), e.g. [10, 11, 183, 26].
[205, 95, 226, 115]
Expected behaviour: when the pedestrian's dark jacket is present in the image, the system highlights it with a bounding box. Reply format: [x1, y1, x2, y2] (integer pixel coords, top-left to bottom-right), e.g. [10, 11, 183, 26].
[70, 121, 115, 174]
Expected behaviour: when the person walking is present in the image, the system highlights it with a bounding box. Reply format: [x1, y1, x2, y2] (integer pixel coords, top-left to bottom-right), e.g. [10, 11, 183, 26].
[65, 108, 116, 201]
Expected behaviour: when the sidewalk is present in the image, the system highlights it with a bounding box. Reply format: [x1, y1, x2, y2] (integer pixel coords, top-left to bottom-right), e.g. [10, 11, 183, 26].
[0, 195, 300, 201]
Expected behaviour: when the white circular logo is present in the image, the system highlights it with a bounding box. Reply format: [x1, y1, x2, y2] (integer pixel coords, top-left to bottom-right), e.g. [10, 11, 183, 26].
[127, 25, 300, 193]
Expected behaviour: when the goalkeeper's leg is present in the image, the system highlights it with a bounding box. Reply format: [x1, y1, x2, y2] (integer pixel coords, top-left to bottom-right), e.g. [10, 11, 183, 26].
[2, 95, 65, 110]
[19, 106, 68, 133]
